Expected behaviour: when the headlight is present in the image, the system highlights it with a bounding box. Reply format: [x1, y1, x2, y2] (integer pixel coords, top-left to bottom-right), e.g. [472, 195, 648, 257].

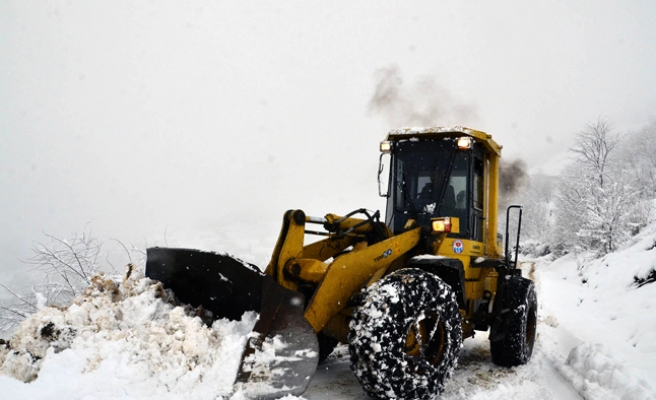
[431, 217, 452, 233]
[380, 141, 392, 153]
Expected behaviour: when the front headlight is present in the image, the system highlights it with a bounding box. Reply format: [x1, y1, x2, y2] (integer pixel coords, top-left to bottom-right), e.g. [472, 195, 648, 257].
[431, 217, 452, 233]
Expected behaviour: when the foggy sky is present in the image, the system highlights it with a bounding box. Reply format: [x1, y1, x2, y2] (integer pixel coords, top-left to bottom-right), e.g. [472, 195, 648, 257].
[2, 1, 656, 288]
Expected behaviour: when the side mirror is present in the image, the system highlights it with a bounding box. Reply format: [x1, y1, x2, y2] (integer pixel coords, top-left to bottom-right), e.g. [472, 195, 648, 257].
[378, 153, 391, 197]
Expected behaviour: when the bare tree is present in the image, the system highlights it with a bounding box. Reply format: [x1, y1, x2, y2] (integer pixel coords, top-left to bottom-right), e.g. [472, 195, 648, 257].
[555, 117, 644, 256]
[0, 280, 70, 334]
[618, 120, 656, 197]
[578, 179, 636, 254]
[0, 285, 38, 334]
[24, 231, 101, 302]
[570, 116, 622, 188]
[0, 230, 102, 335]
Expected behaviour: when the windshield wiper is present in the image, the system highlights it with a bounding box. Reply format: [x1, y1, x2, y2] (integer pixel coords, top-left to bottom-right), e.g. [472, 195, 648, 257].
[401, 173, 419, 216]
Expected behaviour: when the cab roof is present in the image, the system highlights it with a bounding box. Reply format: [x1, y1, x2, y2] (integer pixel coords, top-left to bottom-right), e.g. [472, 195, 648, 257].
[385, 126, 502, 156]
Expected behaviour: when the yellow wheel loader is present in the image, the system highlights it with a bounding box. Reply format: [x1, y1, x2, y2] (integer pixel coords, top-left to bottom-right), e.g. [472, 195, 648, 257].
[145, 126, 537, 399]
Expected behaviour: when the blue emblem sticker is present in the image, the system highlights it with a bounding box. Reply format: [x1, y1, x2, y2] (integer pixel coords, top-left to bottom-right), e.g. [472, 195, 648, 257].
[453, 239, 464, 254]
[374, 248, 393, 262]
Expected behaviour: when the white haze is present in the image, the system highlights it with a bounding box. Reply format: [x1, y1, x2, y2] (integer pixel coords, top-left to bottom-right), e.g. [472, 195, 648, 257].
[2, 1, 656, 289]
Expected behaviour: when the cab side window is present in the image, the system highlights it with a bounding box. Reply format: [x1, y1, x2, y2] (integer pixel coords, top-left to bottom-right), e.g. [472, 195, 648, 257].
[472, 152, 485, 242]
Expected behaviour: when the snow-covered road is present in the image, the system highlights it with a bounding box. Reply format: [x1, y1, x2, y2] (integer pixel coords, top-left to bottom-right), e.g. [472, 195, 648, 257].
[305, 257, 655, 399]
[304, 262, 584, 400]
[306, 333, 583, 400]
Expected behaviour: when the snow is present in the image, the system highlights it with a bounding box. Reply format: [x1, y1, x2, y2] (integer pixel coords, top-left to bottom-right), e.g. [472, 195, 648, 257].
[532, 220, 656, 399]
[559, 343, 652, 400]
[0, 267, 260, 399]
[2, 222, 656, 399]
[388, 126, 474, 136]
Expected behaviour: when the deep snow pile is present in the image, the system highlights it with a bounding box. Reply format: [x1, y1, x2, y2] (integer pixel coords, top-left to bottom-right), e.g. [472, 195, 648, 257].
[0, 265, 260, 399]
[531, 219, 656, 400]
[558, 342, 652, 400]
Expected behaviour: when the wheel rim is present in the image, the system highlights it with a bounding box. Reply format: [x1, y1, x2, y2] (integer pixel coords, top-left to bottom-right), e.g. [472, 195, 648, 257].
[404, 312, 446, 368]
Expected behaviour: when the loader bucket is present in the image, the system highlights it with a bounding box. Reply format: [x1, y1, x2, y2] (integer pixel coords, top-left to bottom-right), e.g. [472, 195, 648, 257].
[145, 248, 319, 399]
[235, 275, 319, 399]
[145, 247, 264, 320]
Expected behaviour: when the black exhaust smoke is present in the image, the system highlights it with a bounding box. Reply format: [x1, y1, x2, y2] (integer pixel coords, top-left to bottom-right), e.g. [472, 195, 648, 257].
[367, 65, 479, 127]
[499, 159, 528, 206]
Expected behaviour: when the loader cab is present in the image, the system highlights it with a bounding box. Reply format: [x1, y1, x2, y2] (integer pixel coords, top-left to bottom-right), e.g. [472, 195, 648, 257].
[380, 131, 488, 243]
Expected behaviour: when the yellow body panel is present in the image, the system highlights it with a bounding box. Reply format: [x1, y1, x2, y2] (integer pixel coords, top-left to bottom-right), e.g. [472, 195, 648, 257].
[433, 238, 497, 302]
[304, 227, 422, 332]
[486, 151, 502, 257]
[287, 259, 329, 283]
[301, 235, 355, 262]
[265, 211, 307, 291]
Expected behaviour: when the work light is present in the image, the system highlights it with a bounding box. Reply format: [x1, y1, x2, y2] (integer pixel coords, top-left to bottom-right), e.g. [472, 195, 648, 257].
[457, 137, 472, 149]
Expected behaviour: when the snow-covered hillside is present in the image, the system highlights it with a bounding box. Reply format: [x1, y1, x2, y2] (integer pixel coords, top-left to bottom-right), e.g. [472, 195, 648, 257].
[1, 223, 656, 399]
[533, 221, 656, 399]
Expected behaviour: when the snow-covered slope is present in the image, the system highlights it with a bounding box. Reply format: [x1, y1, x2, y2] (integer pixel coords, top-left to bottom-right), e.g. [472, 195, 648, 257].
[2, 222, 656, 399]
[533, 221, 656, 399]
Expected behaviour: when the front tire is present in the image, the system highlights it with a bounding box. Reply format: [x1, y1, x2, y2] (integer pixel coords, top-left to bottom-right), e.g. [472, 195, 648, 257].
[490, 276, 537, 367]
[349, 269, 462, 399]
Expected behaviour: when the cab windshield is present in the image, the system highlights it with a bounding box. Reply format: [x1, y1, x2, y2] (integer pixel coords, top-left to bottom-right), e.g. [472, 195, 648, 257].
[392, 138, 470, 225]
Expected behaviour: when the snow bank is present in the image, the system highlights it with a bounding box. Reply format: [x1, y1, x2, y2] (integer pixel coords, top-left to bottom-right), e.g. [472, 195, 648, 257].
[558, 343, 653, 400]
[534, 218, 656, 400]
[574, 223, 656, 358]
[0, 266, 259, 399]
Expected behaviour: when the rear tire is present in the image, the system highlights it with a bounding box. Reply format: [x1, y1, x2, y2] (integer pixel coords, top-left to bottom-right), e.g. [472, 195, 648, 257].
[490, 276, 537, 367]
[349, 269, 462, 399]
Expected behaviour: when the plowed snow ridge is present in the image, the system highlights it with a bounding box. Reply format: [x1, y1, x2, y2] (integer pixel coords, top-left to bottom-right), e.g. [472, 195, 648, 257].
[0, 268, 261, 399]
